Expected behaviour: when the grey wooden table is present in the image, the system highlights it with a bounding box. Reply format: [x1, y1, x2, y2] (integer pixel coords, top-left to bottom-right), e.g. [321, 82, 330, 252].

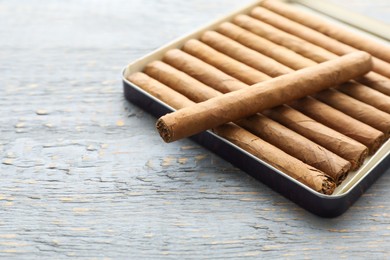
[1, 0, 389, 259]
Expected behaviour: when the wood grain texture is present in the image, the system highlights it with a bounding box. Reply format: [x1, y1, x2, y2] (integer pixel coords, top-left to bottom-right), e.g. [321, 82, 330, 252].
[0, 0, 389, 259]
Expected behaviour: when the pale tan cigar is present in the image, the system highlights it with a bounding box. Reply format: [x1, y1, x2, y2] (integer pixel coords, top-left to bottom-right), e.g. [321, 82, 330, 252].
[156, 51, 372, 142]
[225, 17, 390, 114]
[128, 72, 336, 194]
[162, 49, 246, 93]
[182, 39, 270, 85]
[127, 72, 194, 109]
[358, 73, 390, 96]
[233, 14, 336, 62]
[213, 123, 336, 194]
[250, 6, 390, 79]
[199, 30, 292, 77]
[236, 114, 350, 183]
[314, 89, 390, 136]
[290, 97, 385, 153]
[337, 81, 390, 114]
[232, 14, 390, 97]
[215, 22, 316, 69]
[263, 106, 368, 170]
[144, 60, 220, 103]
[145, 61, 351, 182]
[260, 0, 390, 64]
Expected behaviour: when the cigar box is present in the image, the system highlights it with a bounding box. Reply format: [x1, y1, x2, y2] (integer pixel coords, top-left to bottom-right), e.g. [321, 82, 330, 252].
[122, 0, 390, 217]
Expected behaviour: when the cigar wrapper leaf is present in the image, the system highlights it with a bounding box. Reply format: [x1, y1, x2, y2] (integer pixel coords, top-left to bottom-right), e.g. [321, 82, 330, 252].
[156, 51, 372, 143]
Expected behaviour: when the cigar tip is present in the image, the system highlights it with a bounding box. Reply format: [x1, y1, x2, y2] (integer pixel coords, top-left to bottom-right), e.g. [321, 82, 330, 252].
[322, 176, 336, 195]
[351, 147, 369, 170]
[156, 117, 172, 143]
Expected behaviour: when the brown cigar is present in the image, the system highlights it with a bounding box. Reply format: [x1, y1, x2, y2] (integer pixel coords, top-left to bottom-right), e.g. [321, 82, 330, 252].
[314, 89, 390, 136]
[224, 18, 390, 119]
[156, 51, 372, 142]
[215, 22, 316, 70]
[290, 97, 385, 153]
[233, 14, 336, 62]
[127, 72, 194, 109]
[263, 106, 368, 170]
[213, 123, 336, 194]
[144, 60, 221, 103]
[358, 73, 390, 96]
[127, 72, 336, 194]
[162, 49, 246, 93]
[236, 114, 350, 183]
[250, 6, 390, 79]
[145, 60, 351, 182]
[232, 14, 390, 98]
[337, 81, 390, 114]
[200, 30, 292, 77]
[182, 39, 269, 85]
[260, 0, 390, 65]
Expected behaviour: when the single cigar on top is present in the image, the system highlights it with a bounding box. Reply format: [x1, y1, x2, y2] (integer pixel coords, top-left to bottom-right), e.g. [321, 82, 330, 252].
[156, 51, 372, 142]
[178, 40, 368, 168]
[145, 59, 351, 183]
[221, 19, 390, 127]
[259, 0, 390, 65]
[250, 6, 390, 79]
[231, 14, 390, 98]
[127, 72, 336, 194]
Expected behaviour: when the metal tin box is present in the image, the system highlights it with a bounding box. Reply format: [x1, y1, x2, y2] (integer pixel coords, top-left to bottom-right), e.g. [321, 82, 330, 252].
[122, 0, 390, 217]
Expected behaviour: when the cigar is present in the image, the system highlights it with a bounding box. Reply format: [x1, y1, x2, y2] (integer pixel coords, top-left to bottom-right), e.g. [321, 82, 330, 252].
[233, 14, 336, 62]
[127, 72, 336, 194]
[156, 51, 372, 142]
[200, 30, 292, 77]
[227, 16, 390, 117]
[182, 39, 270, 85]
[250, 6, 390, 79]
[236, 114, 350, 183]
[337, 81, 390, 114]
[126, 72, 194, 109]
[162, 49, 246, 93]
[290, 97, 385, 153]
[314, 89, 390, 136]
[263, 106, 368, 170]
[144, 60, 221, 103]
[145, 60, 351, 182]
[215, 22, 316, 70]
[213, 123, 336, 195]
[260, 0, 390, 65]
[358, 73, 390, 96]
[232, 13, 390, 98]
